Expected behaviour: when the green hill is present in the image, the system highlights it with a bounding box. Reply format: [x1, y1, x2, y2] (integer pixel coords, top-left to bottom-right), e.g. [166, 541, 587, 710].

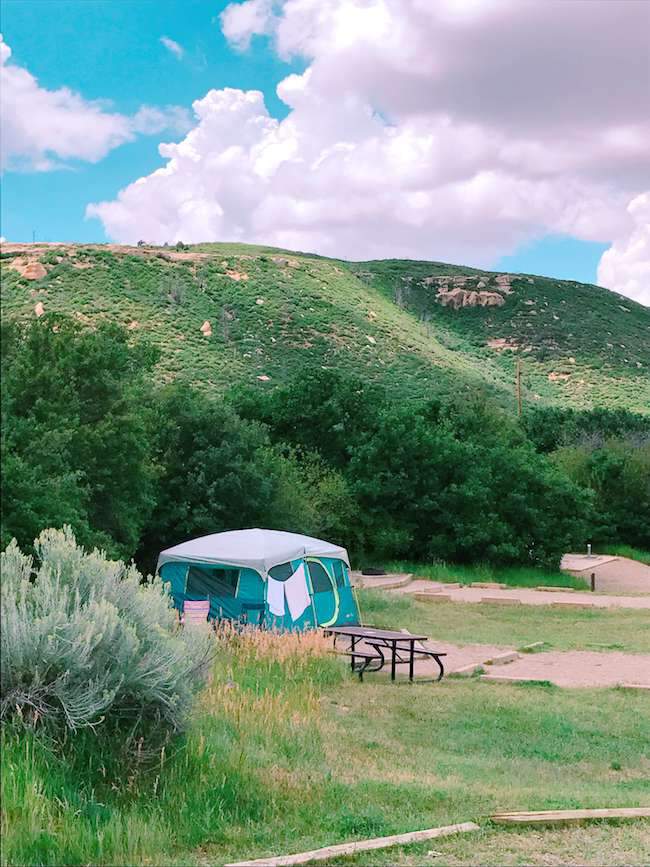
[2, 242, 648, 412]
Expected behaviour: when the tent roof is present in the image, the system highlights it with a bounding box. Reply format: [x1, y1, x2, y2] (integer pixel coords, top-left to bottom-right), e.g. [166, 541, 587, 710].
[157, 528, 350, 575]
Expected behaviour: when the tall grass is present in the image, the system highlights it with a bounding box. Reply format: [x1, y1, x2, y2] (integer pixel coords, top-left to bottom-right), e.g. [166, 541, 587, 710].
[1, 627, 342, 867]
[384, 560, 588, 589]
[3, 622, 649, 866]
[602, 545, 650, 566]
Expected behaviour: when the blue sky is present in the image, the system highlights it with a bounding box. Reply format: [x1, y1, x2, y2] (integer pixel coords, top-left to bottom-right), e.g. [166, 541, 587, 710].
[2, 0, 300, 241]
[1, 0, 647, 296]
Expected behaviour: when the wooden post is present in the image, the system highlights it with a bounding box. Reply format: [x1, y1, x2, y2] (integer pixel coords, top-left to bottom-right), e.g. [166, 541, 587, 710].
[516, 356, 522, 417]
[591, 572, 596, 592]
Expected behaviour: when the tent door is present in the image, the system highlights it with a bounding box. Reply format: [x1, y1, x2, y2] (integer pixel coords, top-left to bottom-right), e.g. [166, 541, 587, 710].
[305, 558, 339, 627]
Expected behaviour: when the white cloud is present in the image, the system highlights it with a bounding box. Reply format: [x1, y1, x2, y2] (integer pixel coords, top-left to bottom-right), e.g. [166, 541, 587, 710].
[88, 1, 650, 301]
[597, 193, 650, 306]
[131, 105, 193, 136]
[220, 0, 274, 49]
[0, 34, 190, 171]
[160, 36, 184, 59]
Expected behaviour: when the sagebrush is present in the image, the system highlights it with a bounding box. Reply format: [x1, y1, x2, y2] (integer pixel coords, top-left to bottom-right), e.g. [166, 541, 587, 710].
[0, 527, 212, 737]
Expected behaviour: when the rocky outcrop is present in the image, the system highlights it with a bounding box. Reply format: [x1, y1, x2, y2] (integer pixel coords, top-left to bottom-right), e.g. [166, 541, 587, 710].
[438, 287, 505, 308]
[418, 272, 516, 309]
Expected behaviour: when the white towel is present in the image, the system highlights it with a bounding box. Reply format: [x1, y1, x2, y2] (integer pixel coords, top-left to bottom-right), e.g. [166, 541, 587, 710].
[266, 575, 285, 617]
[284, 563, 312, 621]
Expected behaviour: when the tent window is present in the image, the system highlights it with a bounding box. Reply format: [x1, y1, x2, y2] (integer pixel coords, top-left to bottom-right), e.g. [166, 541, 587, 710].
[186, 565, 239, 597]
[268, 562, 294, 582]
[307, 561, 332, 594]
[332, 560, 347, 588]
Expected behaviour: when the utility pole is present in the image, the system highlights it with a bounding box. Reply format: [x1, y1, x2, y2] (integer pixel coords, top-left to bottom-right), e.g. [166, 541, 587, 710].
[516, 355, 522, 417]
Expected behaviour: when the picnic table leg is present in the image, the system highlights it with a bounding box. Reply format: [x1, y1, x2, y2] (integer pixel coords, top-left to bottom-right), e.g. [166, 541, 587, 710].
[351, 636, 358, 672]
[391, 642, 397, 681]
[409, 641, 415, 682]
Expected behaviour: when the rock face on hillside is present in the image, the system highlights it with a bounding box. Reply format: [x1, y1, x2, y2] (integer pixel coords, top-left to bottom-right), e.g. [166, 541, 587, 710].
[421, 273, 514, 309]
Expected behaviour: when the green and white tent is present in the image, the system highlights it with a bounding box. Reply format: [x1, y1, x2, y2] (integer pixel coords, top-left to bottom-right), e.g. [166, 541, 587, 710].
[157, 528, 360, 630]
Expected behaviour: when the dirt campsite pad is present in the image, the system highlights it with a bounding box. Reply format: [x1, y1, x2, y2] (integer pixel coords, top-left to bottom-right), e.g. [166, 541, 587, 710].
[419, 644, 649, 688]
[479, 650, 650, 688]
[350, 637, 650, 688]
[395, 580, 650, 610]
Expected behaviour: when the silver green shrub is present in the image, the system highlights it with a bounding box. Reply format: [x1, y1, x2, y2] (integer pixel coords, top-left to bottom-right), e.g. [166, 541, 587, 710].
[1, 527, 212, 734]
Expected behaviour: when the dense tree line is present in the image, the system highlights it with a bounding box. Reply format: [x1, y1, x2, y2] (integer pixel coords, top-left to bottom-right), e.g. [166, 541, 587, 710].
[2, 317, 648, 571]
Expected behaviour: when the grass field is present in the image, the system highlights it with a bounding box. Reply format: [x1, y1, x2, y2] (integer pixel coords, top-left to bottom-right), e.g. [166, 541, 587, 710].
[3, 621, 649, 867]
[358, 590, 650, 653]
[383, 560, 588, 590]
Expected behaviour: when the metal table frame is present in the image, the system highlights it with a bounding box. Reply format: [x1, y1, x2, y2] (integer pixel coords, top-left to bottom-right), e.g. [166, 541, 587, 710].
[325, 625, 446, 682]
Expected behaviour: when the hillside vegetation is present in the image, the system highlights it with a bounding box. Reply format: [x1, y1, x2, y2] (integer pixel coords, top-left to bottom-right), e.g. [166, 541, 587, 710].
[2, 242, 648, 412]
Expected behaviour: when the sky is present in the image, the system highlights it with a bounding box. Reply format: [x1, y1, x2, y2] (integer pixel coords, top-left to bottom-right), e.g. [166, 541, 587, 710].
[1, 0, 648, 304]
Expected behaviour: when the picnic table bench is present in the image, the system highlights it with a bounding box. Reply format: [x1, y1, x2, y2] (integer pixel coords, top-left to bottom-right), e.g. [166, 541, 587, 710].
[325, 625, 446, 682]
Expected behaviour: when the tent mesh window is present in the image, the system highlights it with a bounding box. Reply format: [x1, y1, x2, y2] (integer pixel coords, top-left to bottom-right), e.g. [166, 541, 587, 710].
[186, 565, 240, 597]
[332, 560, 347, 588]
[268, 562, 294, 582]
[307, 561, 332, 593]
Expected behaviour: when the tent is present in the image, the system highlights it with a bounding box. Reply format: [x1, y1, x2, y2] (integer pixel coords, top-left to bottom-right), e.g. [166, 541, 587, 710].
[157, 528, 360, 630]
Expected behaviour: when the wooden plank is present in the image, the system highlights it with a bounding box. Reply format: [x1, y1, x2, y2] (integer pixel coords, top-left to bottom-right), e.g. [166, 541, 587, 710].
[225, 821, 480, 866]
[491, 807, 650, 826]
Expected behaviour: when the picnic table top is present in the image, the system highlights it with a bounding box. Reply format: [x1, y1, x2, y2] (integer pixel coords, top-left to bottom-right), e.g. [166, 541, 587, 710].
[326, 625, 429, 642]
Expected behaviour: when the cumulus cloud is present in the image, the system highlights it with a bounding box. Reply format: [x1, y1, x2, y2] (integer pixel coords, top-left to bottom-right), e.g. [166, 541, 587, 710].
[597, 193, 650, 306]
[160, 36, 184, 59]
[0, 34, 190, 170]
[87, 1, 650, 301]
[220, 0, 274, 49]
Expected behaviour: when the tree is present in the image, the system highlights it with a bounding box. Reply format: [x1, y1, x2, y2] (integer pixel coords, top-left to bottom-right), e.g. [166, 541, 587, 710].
[136, 385, 313, 570]
[231, 368, 385, 468]
[553, 439, 650, 548]
[1, 317, 157, 558]
[348, 399, 589, 567]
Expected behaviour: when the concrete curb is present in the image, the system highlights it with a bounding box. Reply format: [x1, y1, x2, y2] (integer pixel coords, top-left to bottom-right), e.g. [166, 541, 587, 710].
[519, 642, 546, 653]
[484, 651, 520, 666]
[480, 596, 522, 606]
[355, 573, 413, 591]
[413, 593, 452, 603]
[450, 663, 483, 677]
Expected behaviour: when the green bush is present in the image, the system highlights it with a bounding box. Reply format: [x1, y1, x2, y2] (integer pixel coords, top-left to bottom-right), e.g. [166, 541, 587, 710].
[0, 528, 212, 738]
[1, 317, 157, 559]
[553, 439, 650, 548]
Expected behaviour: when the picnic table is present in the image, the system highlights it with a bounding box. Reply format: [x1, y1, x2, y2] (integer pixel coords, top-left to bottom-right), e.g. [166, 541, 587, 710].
[325, 625, 446, 682]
